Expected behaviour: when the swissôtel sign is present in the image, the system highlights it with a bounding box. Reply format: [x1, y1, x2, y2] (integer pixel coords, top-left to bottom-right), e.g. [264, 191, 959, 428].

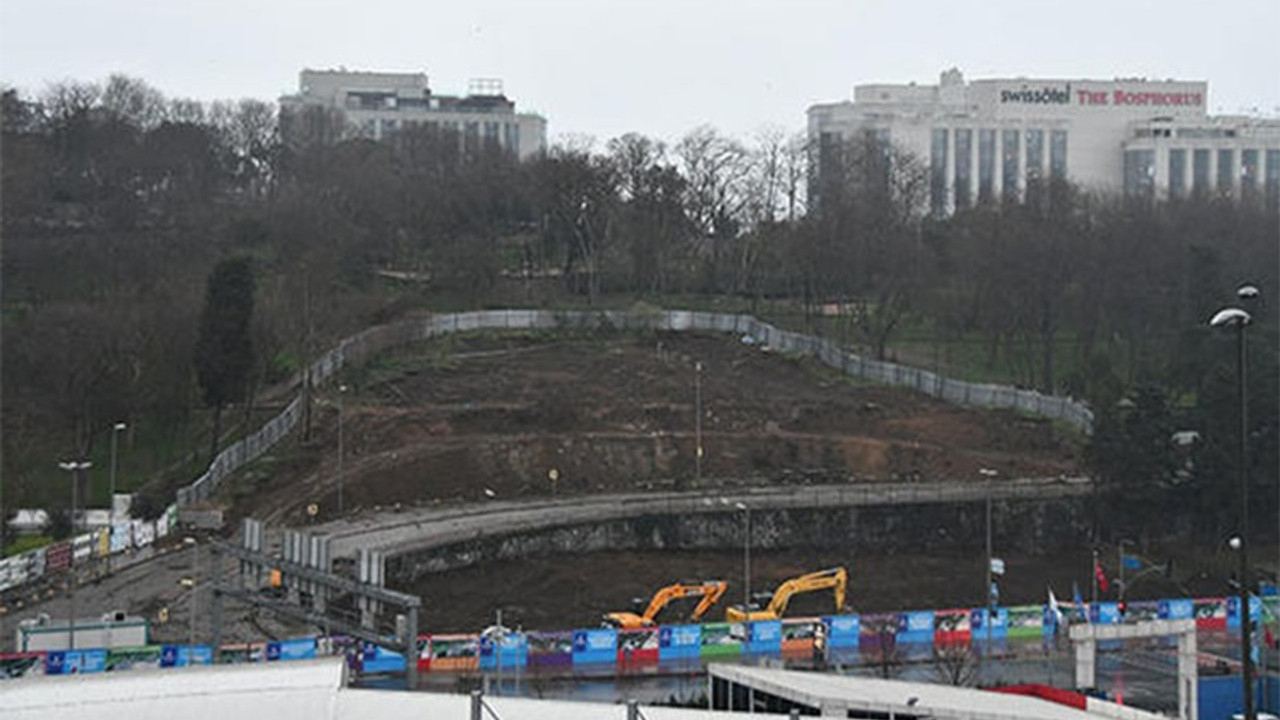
[999, 83, 1203, 108]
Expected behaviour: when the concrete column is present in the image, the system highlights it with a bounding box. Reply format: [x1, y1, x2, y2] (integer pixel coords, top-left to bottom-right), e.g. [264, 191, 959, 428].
[1177, 629, 1198, 720]
[1074, 633, 1096, 690]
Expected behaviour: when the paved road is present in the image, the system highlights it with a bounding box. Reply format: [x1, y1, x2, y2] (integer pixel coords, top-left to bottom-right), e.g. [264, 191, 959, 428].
[312, 477, 1092, 560]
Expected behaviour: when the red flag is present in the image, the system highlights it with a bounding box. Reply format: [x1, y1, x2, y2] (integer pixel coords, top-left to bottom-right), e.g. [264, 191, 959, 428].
[1094, 558, 1109, 593]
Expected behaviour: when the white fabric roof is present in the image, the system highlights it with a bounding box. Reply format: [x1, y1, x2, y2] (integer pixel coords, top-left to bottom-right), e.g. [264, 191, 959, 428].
[708, 664, 1132, 720]
[1, 658, 759, 720]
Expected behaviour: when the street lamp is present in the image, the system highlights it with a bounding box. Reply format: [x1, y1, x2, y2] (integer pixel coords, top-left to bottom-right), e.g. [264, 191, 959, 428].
[109, 422, 126, 567]
[979, 467, 998, 655]
[1210, 301, 1253, 720]
[58, 460, 91, 649]
[735, 502, 750, 610]
[694, 363, 704, 483]
[182, 536, 198, 648]
[337, 385, 347, 516]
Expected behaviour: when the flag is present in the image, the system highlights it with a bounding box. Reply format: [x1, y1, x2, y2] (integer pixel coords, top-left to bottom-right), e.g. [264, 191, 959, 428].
[990, 557, 1006, 576]
[1073, 582, 1090, 623]
[1121, 554, 1142, 571]
[1048, 586, 1065, 626]
[1094, 557, 1109, 593]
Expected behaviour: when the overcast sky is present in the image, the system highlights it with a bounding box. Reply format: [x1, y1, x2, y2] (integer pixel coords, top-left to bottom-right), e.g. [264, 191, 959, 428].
[3, 0, 1278, 144]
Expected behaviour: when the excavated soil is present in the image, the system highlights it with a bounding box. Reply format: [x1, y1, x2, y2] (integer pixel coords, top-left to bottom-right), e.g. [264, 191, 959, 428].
[234, 329, 1087, 632]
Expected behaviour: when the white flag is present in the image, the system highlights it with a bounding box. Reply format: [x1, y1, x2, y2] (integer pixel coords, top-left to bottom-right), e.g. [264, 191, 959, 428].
[1048, 586, 1065, 626]
[990, 558, 1006, 576]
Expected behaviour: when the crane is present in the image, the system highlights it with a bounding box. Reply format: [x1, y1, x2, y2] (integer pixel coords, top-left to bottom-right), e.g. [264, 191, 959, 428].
[724, 566, 848, 623]
[603, 580, 728, 629]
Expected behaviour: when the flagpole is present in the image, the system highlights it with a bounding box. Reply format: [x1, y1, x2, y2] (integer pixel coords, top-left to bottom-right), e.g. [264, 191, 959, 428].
[1091, 549, 1098, 605]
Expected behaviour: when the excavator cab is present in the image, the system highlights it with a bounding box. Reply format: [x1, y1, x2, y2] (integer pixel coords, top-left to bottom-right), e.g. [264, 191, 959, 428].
[603, 580, 728, 630]
[724, 566, 848, 623]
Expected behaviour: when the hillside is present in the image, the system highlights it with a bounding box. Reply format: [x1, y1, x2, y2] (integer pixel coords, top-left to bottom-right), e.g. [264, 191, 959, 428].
[229, 328, 1082, 527]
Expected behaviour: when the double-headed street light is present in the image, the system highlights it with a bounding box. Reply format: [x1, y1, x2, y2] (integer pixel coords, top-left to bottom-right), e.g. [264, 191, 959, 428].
[58, 459, 92, 650]
[1209, 287, 1255, 720]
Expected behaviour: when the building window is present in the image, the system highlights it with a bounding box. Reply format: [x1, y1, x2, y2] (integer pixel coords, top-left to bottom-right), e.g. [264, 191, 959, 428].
[977, 129, 995, 203]
[953, 128, 972, 210]
[1001, 129, 1019, 201]
[381, 118, 399, 138]
[1124, 149, 1155, 198]
[1049, 130, 1068, 180]
[1025, 129, 1044, 185]
[464, 121, 480, 153]
[930, 128, 949, 215]
[1168, 149, 1186, 199]
[1217, 149, 1235, 193]
[1192, 149, 1210, 194]
[1241, 149, 1259, 194]
[484, 121, 500, 148]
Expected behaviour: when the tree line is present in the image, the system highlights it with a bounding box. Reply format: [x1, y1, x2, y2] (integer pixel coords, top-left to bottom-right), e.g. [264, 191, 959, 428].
[1, 74, 1276, 541]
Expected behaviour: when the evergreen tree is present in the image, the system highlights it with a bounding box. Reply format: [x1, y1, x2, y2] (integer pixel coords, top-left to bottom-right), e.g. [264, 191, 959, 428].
[194, 256, 255, 464]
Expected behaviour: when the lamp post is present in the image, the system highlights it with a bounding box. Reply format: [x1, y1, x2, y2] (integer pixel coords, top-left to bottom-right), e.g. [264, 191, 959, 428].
[58, 460, 91, 649]
[735, 502, 750, 610]
[1210, 302, 1253, 720]
[694, 363, 704, 483]
[182, 536, 198, 648]
[979, 467, 998, 655]
[337, 385, 347, 516]
[109, 422, 126, 567]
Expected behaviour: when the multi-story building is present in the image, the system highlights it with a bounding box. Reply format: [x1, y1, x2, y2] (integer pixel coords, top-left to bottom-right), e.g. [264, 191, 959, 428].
[280, 69, 547, 160]
[808, 68, 1280, 213]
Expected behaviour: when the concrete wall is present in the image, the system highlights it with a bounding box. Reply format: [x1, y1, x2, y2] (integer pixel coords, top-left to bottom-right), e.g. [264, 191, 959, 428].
[387, 496, 1090, 583]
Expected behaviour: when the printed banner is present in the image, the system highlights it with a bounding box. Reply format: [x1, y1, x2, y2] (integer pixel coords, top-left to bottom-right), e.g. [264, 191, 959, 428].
[425, 634, 477, 672]
[745, 620, 782, 654]
[267, 637, 316, 661]
[897, 611, 935, 644]
[933, 609, 971, 644]
[617, 627, 659, 665]
[821, 614, 860, 649]
[1089, 602, 1121, 625]
[970, 608, 1009, 638]
[699, 622, 742, 657]
[358, 642, 405, 674]
[1194, 597, 1228, 630]
[526, 631, 572, 669]
[571, 628, 617, 665]
[1227, 595, 1263, 627]
[1005, 605, 1043, 639]
[45, 649, 107, 675]
[658, 624, 702, 661]
[1159, 598, 1195, 621]
[478, 632, 527, 670]
[45, 542, 71, 572]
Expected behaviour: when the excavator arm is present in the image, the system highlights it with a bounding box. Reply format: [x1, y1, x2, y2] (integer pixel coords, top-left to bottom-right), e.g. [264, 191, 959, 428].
[726, 566, 848, 622]
[765, 567, 847, 617]
[605, 581, 728, 629]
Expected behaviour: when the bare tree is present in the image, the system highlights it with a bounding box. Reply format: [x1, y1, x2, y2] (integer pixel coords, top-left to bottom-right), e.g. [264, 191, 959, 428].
[932, 641, 980, 686]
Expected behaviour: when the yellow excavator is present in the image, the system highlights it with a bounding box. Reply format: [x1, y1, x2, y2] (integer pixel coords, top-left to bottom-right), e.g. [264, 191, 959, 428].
[604, 580, 729, 629]
[724, 567, 848, 622]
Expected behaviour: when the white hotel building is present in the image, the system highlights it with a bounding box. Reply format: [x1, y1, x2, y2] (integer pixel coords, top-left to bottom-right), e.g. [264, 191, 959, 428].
[280, 69, 547, 160]
[808, 68, 1280, 213]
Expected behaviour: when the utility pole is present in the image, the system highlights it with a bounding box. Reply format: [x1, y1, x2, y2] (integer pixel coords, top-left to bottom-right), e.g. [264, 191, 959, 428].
[694, 362, 703, 483]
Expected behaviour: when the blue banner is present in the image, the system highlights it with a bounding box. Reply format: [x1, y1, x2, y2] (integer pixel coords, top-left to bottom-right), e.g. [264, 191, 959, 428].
[1090, 602, 1121, 625]
[745, 620, 782, 654]
[479, 632, 528, 670]
[1159, 598, 1195, 621]
[658, 625, 701, 660]
[571, 628, 617, 665]
[268, 638, 316, 661]
[897, 611, 934, 644]
[1227, 595, 1263, 627]
[821, 615, 860, 649]
[971, 608, 1008, 638]
[359, 643, 405, 674]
